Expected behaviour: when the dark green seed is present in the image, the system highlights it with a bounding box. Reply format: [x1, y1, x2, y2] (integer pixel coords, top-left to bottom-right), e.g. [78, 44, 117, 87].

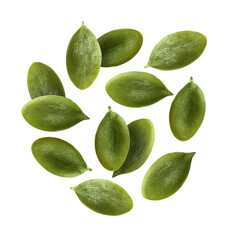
[27, 62, 65, 99]
[32, 137, 91, 177]
[71, 179, 133, 215]
[146, 31, 207, 70]
[98, 28, 143, 67]
[169, 77, 206, 141]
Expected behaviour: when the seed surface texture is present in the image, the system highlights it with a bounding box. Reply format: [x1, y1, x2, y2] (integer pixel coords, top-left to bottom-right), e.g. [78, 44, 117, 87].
[27, 62, 65, 99]
[106, 71, 173, 107]
[66, 22, 101, 89]
[142, 152, 195, 200]
[113, 119, 155, 177]
[71, 179, 133, 215]
[95, 107, 130, 171]
[169, 77, 205, 141]
[22, 95, 89, 131]
[32, 137, 91, 177]
[146, 31, 207, 70]
[98, 28, 143, 67]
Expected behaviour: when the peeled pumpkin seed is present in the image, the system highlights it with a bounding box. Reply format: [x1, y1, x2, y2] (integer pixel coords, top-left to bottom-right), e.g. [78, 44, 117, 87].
[105, 71, 173, 107]
[95, 107, 130, 171]
[98, 28, 143, 67]
[113, 119, 155, 177]
[66, 22, 101, 90]
[169, 77, 205, 141]
[32, 137, 91, 177]
[27, 62, 65, 99]
[142, 152, 195, 200]
[71, 179, 133, 215]
[146, 31, 207, 70]
[22, 95, 89, 131]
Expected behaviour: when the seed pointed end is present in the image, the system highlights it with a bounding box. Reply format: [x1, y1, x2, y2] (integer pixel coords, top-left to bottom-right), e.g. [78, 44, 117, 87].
[70, 187, 75, 191]
[112, 172, 118, 178]
[108, 106, 112, 112]
[87, 167, 92, 171]
[189, 152, 196, 158]
[83, 113, 90, 120]
[144, 64, 150, 68]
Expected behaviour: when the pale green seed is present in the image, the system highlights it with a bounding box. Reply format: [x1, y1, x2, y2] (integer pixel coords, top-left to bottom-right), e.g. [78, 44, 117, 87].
[142, 152, 195, 200]
[105, 71, 173, 107]
[71, 179, 133, 215]
[98, 28, 143, 67]
[95, 107, 130, 171]
[169, 77, 206, 141]
[146, 31, 207, 70]
[32, 137, 91, 177]
[113, 119, 155, 177]
[27, 62, 65, 99]
[22, 95, 89, 131]
[66, 22, 101, 90]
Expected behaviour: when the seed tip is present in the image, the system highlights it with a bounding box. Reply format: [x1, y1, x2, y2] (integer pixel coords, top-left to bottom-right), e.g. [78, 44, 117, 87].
[84, 114, 90, 120]
[87, 167, 92, 171]
[189, 152, 196, 158]
[144, 64, 150, 68]
[108, 106, 112, 112]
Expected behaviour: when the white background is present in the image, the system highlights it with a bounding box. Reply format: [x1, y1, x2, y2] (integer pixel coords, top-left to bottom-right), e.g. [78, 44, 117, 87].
[1, 0, 239, 239]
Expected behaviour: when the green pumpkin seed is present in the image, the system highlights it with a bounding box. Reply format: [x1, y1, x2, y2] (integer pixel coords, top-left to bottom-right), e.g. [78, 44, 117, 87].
[98, 28, 143, 67]
[169, 77, 205, 141]
[32, 137, 91, 177]
[113, 119, 155, 177]
[66, 22, 101, 89]
[146, 31, 207, 70]
[105, 71, 173, 107]
[27, 62, 65, 99]
[71, 179, 133, 215]
[142, 152, 195, 200]
[22, 95, 89, 131]
[95, 107, 130, 171]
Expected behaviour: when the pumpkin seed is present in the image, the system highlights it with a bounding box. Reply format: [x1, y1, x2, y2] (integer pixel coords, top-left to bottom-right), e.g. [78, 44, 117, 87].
[32, 137, 91, 177]
[22, 95, 89, 131]
[71, 179, 133, 215]
[113, 119, 155, 177]
[95, 107, 130, 171]
[27, 62, 65, 99]
[146, 31, 207, 70]
[66, 22, 101, 89]
[105, 71, 173, 107]
[98, 28, 143, 67]
[169, 77, 205, 141]
[142, 152, 195, 200]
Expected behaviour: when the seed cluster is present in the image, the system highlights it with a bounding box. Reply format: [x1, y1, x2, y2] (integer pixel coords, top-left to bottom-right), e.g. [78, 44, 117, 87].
[22, 22, 207, 216]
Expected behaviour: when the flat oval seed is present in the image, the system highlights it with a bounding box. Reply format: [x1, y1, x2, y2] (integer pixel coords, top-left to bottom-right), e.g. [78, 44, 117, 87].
[113, 119, 155, 177]
[169, 77, 205, 141]
[98, 28, 143, 67]
[66, 22, 101, 89]
[95, 107, 130, 171]
[32, 137, 91, 177]
[27, 62, 65, 99]
[142, 152, 195, 200]
[106, 71, 173, 107]
[146, 31, 207, 70]
[71, 179, 133, 215]
[22, 95, 89, 131]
